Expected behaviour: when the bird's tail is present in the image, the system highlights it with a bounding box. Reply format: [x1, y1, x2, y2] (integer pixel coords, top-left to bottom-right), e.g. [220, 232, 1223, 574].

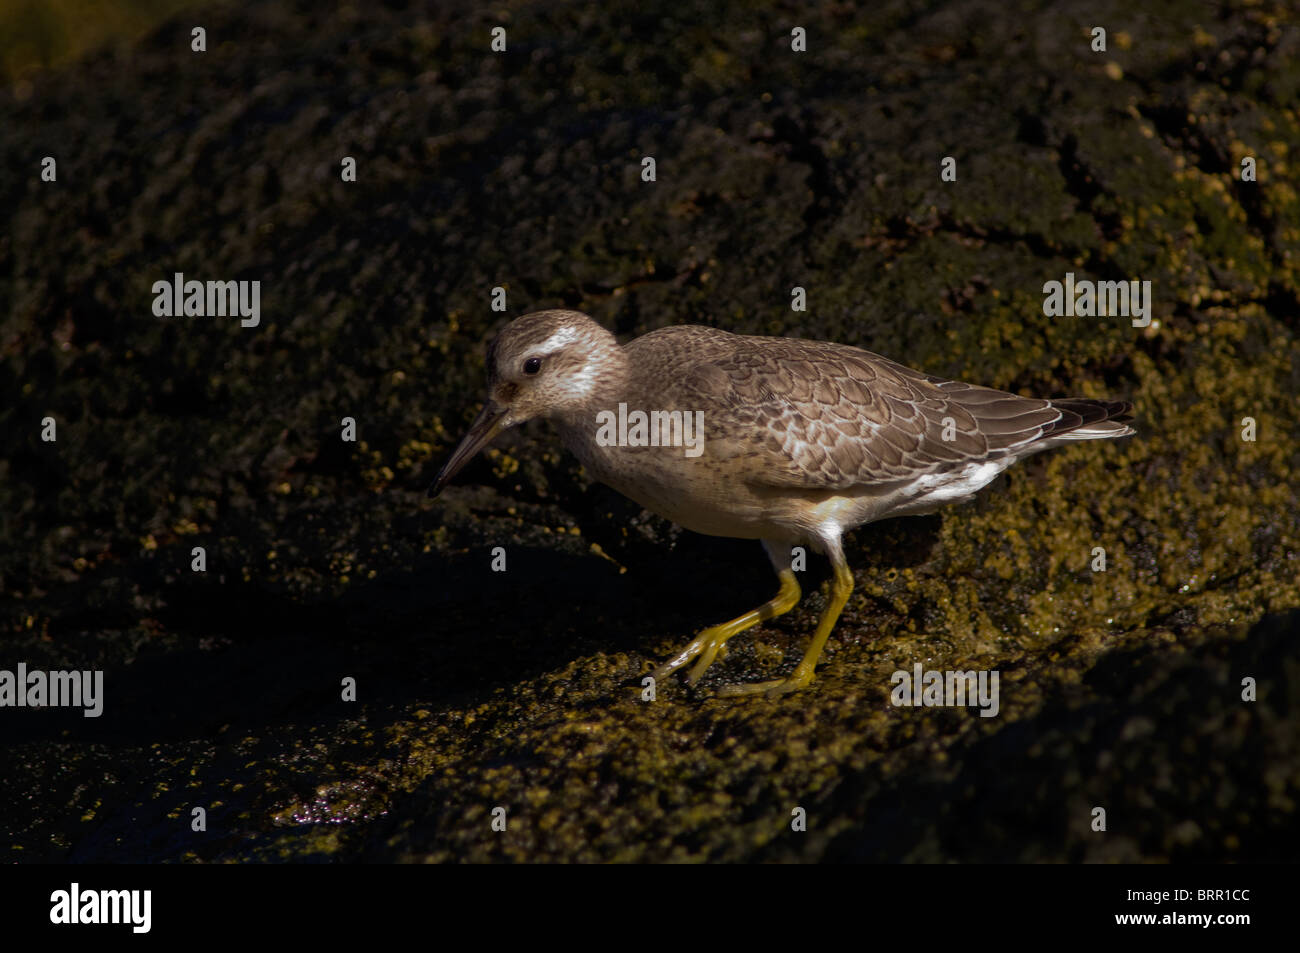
[1039, 398, 1136, 443]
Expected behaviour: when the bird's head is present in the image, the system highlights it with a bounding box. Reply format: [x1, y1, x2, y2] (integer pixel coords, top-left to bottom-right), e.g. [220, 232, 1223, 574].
[428, 309, 623, 496]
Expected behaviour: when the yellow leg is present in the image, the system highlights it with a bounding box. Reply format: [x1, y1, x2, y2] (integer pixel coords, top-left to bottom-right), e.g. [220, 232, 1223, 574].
[719, 560, 854, 698]
[651, 569, 801, 686]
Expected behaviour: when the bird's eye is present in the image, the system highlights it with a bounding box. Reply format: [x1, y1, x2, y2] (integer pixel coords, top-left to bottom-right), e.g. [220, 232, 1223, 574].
[523, 357, 542, 375]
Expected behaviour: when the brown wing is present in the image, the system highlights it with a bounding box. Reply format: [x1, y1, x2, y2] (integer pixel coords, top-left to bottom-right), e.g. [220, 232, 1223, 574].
[667, 334, 1120, 490]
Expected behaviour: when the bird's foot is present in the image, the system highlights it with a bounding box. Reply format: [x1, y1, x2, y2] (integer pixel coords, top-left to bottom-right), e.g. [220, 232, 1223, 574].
[649, 567, 802, 691]
[650, 624, 735, 686]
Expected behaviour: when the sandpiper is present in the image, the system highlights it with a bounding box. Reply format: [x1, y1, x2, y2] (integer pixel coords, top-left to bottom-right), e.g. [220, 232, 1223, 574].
[429, 310, 1134, 697]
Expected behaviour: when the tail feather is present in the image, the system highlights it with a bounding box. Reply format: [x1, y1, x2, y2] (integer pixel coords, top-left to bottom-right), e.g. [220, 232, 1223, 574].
[1039, 398, 1135, 444]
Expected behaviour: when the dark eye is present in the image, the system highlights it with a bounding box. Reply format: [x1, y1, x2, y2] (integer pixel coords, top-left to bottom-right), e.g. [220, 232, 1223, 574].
[523, 357, 542, 375]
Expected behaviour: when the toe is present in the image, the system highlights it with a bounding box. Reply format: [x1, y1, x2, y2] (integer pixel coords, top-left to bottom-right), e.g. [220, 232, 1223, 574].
[717, 672, 813, 698]
[685, 641, 728, 685]
[650, 634, 708, 681]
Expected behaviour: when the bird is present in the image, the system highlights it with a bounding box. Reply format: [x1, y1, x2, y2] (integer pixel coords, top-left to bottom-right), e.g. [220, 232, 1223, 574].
[428, 309, 1134, 697]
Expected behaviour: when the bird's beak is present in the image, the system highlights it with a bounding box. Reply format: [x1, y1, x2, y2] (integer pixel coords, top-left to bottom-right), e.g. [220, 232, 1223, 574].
[427, 401, 510, 497]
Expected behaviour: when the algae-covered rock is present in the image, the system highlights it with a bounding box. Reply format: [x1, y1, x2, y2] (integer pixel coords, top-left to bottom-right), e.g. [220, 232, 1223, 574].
[0, 0, 1296, 861]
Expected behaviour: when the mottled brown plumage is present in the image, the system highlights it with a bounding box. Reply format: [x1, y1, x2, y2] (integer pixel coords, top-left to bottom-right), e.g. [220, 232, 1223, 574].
[431, 310, 1135, 696]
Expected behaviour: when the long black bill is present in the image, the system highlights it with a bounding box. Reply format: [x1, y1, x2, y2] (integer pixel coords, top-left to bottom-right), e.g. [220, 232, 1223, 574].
[427, 401, 509, 497]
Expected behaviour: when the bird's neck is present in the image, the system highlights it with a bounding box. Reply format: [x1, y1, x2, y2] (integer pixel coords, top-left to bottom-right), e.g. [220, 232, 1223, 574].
[550, 343, 631, 467]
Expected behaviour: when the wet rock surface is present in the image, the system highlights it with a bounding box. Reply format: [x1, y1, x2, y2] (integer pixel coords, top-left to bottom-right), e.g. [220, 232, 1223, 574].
[1, 0, 1297, 861]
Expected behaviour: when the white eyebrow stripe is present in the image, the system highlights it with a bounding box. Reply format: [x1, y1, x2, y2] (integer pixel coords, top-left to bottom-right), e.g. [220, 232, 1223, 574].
[530, 326, 581, 355]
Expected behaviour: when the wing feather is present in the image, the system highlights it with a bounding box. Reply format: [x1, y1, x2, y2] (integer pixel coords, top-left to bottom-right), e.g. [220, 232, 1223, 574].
[629, 328, 1132, 491]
